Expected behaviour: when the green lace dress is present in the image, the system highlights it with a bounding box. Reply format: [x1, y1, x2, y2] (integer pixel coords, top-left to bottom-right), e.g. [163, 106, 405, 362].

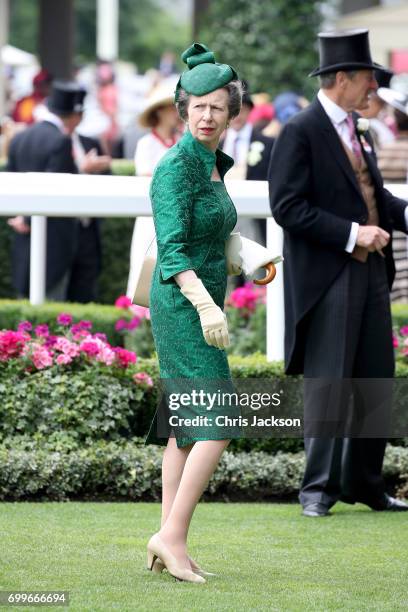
[146, 129, 240, 447]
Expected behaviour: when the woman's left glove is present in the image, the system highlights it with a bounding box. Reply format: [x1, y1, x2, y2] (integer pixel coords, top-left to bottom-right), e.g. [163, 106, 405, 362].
[180, 278, 230, 349]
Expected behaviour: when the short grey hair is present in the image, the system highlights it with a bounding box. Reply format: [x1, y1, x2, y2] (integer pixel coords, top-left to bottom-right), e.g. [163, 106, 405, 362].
[176, 80, 243, 121]
[319, 70, 359, 89]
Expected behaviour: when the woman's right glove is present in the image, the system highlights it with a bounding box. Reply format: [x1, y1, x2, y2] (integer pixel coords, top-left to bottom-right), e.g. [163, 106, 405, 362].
[180, 278, 230, 349]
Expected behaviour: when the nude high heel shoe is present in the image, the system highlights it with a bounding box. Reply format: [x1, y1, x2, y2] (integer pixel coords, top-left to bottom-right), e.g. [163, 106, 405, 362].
[188, 557, 216, 577]
[147, 534, 206, 584]
[149, 555, 215, 577]
[149, 557, 165, 574]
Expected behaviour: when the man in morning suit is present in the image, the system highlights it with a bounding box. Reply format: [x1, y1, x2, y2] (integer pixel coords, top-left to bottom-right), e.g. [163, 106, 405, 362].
[7, 81, 110, 302]
[269, 29, 408, 516]
[7, 81, 87, 301]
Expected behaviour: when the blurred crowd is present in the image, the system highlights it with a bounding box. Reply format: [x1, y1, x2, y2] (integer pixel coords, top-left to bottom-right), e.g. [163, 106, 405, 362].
[1, 51, 408, 303]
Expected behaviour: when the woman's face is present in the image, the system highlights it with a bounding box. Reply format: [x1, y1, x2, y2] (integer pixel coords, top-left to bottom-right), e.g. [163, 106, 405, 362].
[187, 88, 230, 150]
[156, 104, 179, 130]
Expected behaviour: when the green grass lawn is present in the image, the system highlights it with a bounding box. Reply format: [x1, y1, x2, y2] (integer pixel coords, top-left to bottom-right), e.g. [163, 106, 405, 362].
[0, 502, 407, 612]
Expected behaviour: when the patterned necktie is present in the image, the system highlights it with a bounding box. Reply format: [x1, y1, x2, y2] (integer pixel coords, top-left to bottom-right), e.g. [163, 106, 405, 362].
[232, 132, 240, 162]
[345, 114, 362, 164]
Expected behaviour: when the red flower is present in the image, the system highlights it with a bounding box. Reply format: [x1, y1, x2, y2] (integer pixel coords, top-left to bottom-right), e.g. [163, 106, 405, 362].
[0, 330, 27, 361]
[113, 347, 137, 368]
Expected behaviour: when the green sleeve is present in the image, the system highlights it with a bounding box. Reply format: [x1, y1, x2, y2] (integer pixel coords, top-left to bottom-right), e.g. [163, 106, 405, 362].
[150, 155, 195, 282]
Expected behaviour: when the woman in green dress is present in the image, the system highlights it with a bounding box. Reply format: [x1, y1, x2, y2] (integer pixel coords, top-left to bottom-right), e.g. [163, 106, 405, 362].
[146, 43, 243, 584]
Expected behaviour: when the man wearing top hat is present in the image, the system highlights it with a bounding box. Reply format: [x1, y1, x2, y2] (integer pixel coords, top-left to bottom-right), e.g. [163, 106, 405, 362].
[269, 29, 408, 516]
[7, 80, 105, 302]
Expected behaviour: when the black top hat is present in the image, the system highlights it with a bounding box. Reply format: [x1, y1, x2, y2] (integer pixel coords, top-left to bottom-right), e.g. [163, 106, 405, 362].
[47, 80, 87, 115]
[374, 68, 393, 89]
[309, 29, 385, 77]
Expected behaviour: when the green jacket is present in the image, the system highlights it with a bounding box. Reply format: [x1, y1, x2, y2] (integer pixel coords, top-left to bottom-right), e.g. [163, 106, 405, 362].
[150, 129, 234, 283]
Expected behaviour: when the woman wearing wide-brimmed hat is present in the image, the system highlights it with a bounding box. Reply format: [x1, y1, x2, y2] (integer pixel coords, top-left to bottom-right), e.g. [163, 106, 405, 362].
[145, 43, 244, 584]
[134, 80, 181, 175]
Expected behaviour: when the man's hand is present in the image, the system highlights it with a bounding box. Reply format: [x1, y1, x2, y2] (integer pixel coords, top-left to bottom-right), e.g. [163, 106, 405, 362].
[80, 148, 111, 174]
[356, 225, 390, 257]
[7, 216, 30, 234]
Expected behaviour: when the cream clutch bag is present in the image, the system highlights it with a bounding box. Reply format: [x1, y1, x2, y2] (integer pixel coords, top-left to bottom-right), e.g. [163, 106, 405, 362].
[131, 237, 157, 307]
[225, 231, 283, 285]
[129, 232, 282, 307]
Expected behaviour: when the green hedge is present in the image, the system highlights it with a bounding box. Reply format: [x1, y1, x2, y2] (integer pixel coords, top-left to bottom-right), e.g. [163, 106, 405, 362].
[0, 299, 124, 346]
[0, 434, 407, 502]
[1, 354, 408, 454]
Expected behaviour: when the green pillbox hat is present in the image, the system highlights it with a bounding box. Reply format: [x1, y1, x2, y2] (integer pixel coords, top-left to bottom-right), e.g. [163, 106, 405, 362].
[175, 42, 238, 102]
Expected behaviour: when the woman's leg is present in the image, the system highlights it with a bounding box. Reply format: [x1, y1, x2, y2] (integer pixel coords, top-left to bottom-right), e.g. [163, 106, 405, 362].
[161, 437, 192, 525]
[158, 439, 229, 569]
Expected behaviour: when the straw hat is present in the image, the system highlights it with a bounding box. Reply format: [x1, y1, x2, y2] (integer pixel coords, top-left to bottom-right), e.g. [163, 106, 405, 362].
[138, 83, 176, 128]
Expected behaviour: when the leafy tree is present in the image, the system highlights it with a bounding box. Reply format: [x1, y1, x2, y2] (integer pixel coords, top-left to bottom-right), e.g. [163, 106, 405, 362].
[9, 0, 189, 72]
[199, 0, 323, 98]
[117, 0, 189, 72]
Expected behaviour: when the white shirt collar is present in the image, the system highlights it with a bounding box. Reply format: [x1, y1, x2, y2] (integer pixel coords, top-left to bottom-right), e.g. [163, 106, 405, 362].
[33, 104, 66, 133]
[229, 122, 253, 143]
[317, 89, 348, 125]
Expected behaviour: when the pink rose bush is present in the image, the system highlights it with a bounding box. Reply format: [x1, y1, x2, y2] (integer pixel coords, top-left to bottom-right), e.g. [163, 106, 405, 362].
[0, 313, 151, 383]
[226, 282, 266, 315]
[113, 295, 153, 357]
[0, 330, 28, 361]
[114, 295, 150, 332]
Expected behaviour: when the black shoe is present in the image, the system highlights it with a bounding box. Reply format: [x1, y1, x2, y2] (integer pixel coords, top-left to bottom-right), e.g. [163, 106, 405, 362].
[381, 495, 408, 512]
[302, 502, 331, 517]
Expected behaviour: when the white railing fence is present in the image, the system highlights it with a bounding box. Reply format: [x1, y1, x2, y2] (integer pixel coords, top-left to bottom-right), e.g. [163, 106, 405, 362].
[1, 172, 407, 361]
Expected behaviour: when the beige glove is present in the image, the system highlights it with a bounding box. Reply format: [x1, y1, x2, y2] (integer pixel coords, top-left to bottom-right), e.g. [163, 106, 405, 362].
[180, 278, 230, 349]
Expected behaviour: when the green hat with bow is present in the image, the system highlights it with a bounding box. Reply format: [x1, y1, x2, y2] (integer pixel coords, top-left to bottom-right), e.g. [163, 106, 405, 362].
[175, 42, 238, 102]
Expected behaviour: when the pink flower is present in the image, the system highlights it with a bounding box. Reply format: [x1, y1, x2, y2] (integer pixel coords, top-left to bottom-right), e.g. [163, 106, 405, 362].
[114, 347, 137, 368]
[31, 345, 53, 369]
[35, 324, 49, 338]
[0, 330, 27, 361]
[78, 320, 92, 331]
[79, 341, 100, 357]
[227, 282, 266, 313]
[115, 319, 129, 332]
[57, 313, 73, 326]
[127, 316, 141, 331]
[133, 371, 153, 388]
[393, 334, 399, 348]
[400, 326, 408, 337]
[99, 346, 116, 365]
[70, 321, 92, 336]
[55, 337, 80, 358]
[56, 353, 73, 365]
[93, 332, 108, 343]
[17, 321, 32, 333]
[71, 328, 90, 341]
[115, 295, 132, 309]
[44, 335, 59, 348]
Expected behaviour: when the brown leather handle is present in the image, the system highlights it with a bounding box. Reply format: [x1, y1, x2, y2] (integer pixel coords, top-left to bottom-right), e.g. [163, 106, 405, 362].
[253, 262, 277, 285]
